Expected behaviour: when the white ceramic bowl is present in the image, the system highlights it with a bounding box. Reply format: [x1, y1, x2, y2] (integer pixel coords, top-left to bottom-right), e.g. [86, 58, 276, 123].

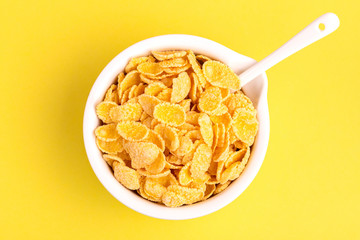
[83, 34, 270, 220]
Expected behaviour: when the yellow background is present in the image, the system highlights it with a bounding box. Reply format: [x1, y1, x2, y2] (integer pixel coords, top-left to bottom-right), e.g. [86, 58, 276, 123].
[1, 0, 359, 239]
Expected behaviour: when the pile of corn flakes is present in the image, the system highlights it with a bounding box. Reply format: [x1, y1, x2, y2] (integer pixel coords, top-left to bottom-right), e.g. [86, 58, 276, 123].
[95, 50, 258, 207]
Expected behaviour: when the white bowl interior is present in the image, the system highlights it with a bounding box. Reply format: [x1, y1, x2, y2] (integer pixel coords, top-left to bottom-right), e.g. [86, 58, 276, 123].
[83, 34, 270, 220]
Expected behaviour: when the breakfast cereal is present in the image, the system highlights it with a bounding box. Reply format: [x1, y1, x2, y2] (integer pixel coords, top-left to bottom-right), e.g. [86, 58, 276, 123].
[94, 50, 258, 207]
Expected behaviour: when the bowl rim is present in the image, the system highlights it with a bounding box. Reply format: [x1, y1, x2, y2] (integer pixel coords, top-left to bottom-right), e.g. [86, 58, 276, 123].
[83, 34, 270, 220]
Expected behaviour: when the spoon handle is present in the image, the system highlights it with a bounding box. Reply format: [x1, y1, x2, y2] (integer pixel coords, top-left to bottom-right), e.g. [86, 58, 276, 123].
[239, 12, 340, 87]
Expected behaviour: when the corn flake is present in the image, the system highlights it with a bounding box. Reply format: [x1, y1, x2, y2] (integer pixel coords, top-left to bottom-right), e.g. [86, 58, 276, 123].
[138, 178, 161, 202]
[169, 72, 191, 103]
[137, 168, 171, 178]
[176, 122, 198, 131]
[198, 86, 222, 114]
[116, 121, 149, 141]
[103, 154, 125, 167]
[213, 131, 229, 162]
[192, 173, 210, 186]
[203, 184, 216, 200]
[123, 141, 160, 169]
[154, 124, 180, 152]
[153, 102, 186, 127]
[232, 108, 258, 146]
[210, 104, 228, 116]
[160, 77, 173, 88]
[95, 123, 120, 142]
[117, 72, 125, 85]
[113, 162, 140, 190]
[137, 62, 163, 76]
[144, 177, 167, 201]
[208, 159, 217, 176]
[125, 56, 151, 73]
[139, 74, 156, 85]
[162, 190, 186, 207]
[234, 140, 248, 149]
[220, 88, 230, 101]
[121, 88, 131, 105]
[185, 130, 202, 142]
[216, 123, 226, 148]
[203, 60, 241, 90]
[172, 135, 193, 157]
[224, 147, 249, 168]
[216, 160, 225, 181]
[142, 117, 153, 129]
[179, 161, 193, 186]
[117, 150, 131, 162]
[212, 123, 219, 152]
[219, 161, 242, 184]
[156, 88, 172, 102]
[207, 176, 220, 185]
[96, 137, 123, 154]
[145, 129, 165, 152]
[198, 113, 213, 147]
[149, 118, 160, 130]
[110, 103, 142, 122]
[104, 84, 119, 104]
[165, 161, 183, 169]
[166, 154, 182, 165]
[186, 111, 200, 126]
[96, 101, 117, 124]
[144, 82, 167, 96]
[223, 92, 256, 116]
[166, 185, 204, 205]
[163, 64, 191, 74]
[189, 72, 199, 103]
[127, 85, 138, 99]
[210, 112, 232, 131]
[159, 57, 188, 68]
[152, 50, 187, 61]
[138, 94, 161, 117]
[182, 139, 202, 165]
[146, 72, 176, 80]
[178, 99, 191, 112]
[187, 50, 206, 87]
[190, 143, 212, 180]
[140, 111, 149, 122]
[214, 181, 231, 195]
[118, 70, 141, 99]
[145, 152, 166, 174]
[196, 54, 212, 63]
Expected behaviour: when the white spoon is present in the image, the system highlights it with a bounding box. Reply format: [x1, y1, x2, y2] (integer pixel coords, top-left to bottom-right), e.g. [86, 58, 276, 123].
[239, 12, 340, 87]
